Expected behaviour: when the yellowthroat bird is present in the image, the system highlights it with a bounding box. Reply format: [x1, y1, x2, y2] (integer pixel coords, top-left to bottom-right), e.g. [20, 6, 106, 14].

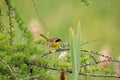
[40, 34, 61, 47]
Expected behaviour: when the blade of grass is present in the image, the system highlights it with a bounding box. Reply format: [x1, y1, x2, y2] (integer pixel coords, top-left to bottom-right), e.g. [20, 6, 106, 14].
[76, 20, 81, 79]
[70, 20, 81, 80]
[70, 28, 76, 80]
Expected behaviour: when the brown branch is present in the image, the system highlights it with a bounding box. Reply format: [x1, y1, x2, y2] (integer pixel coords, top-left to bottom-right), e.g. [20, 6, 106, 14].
[89, 54, 97, 63]
[41, 48, 70, 57]
[80, 60, 109, 67]
[31, 62, 120, 78]
[81, 50, 112, 59]
[81, 50, 120, 63]
[40, 46, 114, 62]
[79, 72, 120, 78]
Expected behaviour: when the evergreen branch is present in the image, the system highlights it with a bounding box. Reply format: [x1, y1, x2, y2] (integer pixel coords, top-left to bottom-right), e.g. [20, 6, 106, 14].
[1, 56, 119, 79]
[81, 50, 120, 63]
[80, 60, 109, 67]
[5, 0, 14, 45]
[14, 9, 33, 41]
[31, 62, 120, 78]
[0, 57, 17, 79]
[79, 72, 120, 78]
[41, 46, 113, 61]
[32, 62, 61, 71]
[19, 74, 41, 80]
[33, 59, 111, 70]
[41, 48, 120, 67]
[89, 54, 97, 63]
[41, 48, 70, 57]
[81, 50, 111, 59]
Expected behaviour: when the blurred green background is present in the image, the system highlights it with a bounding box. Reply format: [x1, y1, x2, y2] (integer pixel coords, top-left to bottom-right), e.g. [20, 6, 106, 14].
[12, 0, 120, 57]
[1, 0, 120, 80]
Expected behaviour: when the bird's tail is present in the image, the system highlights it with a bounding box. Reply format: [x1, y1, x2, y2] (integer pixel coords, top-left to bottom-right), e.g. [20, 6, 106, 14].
[40, 34, 49, 41]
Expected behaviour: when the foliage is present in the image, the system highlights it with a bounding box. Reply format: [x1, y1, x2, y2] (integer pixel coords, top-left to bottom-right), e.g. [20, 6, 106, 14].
[1, 0, 120, 80]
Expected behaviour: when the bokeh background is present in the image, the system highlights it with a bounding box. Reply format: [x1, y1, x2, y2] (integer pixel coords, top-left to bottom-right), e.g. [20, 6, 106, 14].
[13, 0, 120, 59]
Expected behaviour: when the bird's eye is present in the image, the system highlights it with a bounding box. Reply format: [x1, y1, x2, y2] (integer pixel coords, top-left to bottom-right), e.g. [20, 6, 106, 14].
[55, 39, 61, 42]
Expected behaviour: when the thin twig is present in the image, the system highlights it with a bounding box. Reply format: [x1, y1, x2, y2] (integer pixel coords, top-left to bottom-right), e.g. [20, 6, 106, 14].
[81, 50, 112, 60]
[80, 39, 104, 46]
[19, 74, 41, 80]
[41, 48, 70, 57]
[79, 72, 120, 78]
[89, 54, 98, 63]
[80, 60, 108, 67]
[32, 0, 41, 20]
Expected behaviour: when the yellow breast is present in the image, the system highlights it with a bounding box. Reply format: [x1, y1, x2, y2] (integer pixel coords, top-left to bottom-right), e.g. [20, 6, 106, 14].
[51, 42, 60, 47]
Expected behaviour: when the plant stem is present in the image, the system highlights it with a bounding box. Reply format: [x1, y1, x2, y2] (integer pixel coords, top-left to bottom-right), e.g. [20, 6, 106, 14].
[5, 0, 14, 45]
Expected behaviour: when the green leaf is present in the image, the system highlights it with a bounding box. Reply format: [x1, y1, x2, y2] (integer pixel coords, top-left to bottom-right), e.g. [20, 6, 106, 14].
[70, 20, 81, 80]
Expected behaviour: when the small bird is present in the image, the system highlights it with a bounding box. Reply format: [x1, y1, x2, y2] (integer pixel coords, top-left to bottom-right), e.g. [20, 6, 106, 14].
[40, 34, 61, 47]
